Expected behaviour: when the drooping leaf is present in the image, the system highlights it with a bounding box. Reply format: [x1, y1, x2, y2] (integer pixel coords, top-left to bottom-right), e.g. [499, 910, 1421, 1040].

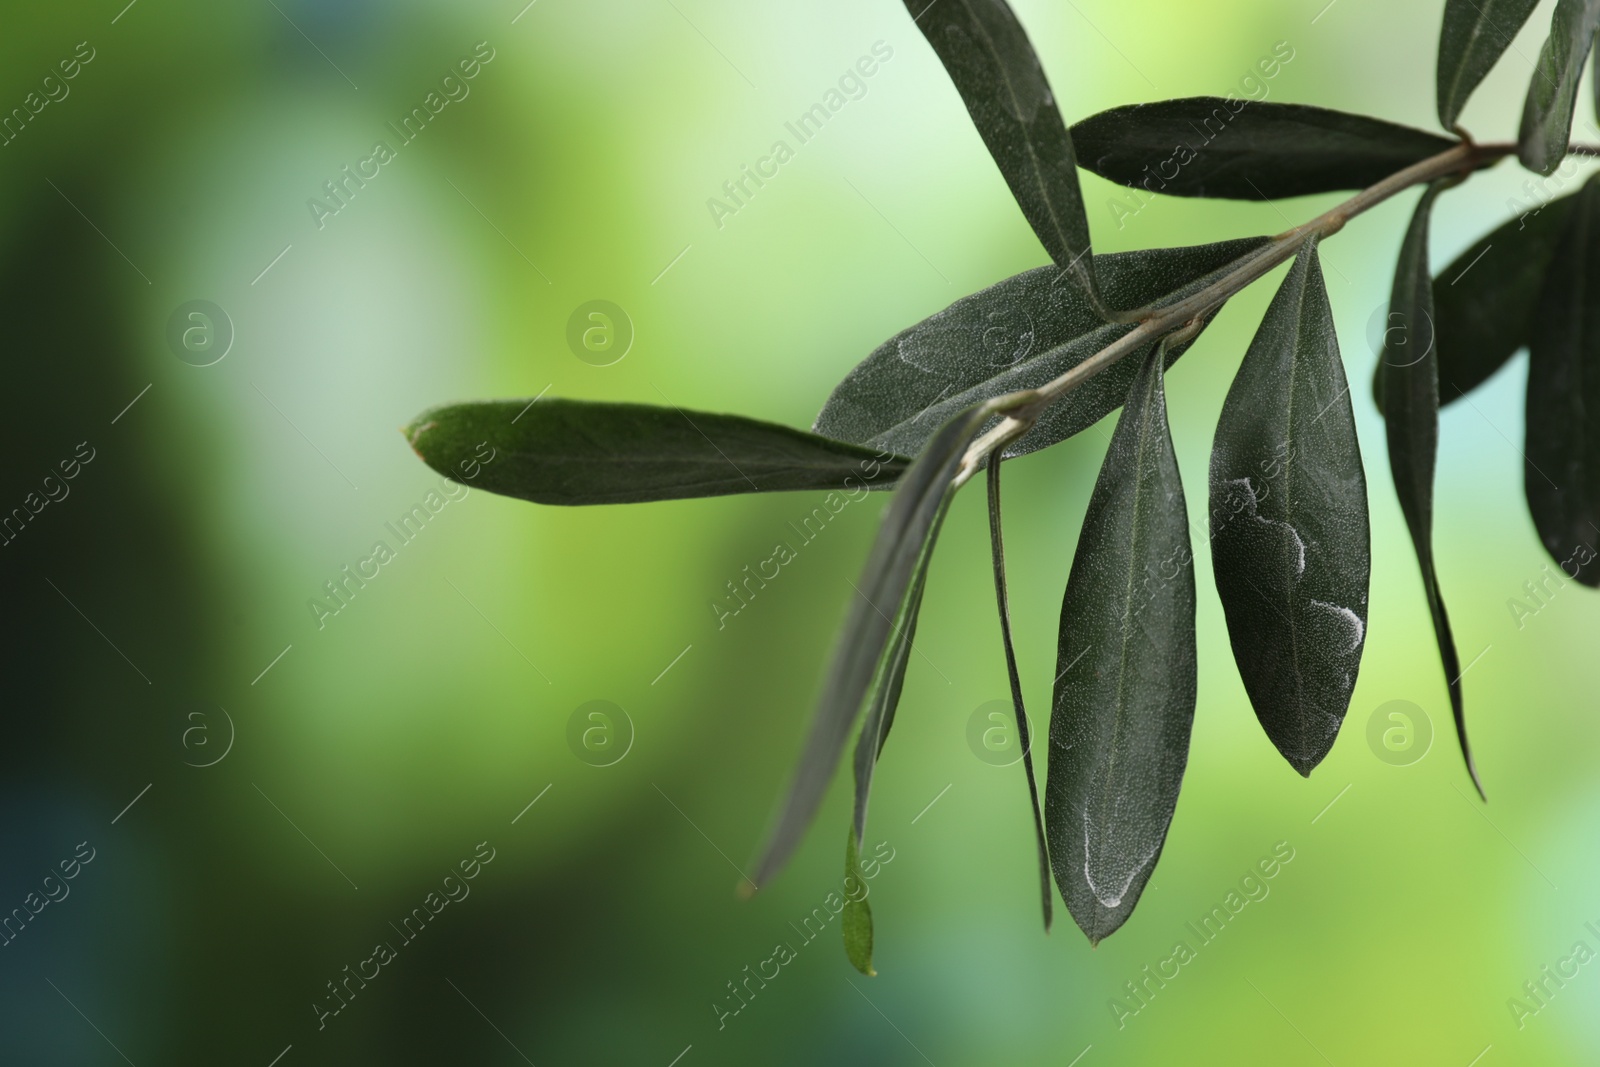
[1437, 0, 1541, 130]
[1209, 240, 1370, 776]
[1070, 99, 1457, 200]
[405, 399, 908, 506]
[902, 0, 1101, 307]
[1526, 175, 1600, 585]
[815, 237, 1271, 459]
[1047, 343, 1196, 944]
[1518, 0, 1600, 175]
[1378, 183, 1484, 797]
[851, 495, 947, 843]
[842, 831, 876, 976]
[985, 456, 1052, 931]
[751, 405, 990, 890]
[1376, 193, 1577, 411]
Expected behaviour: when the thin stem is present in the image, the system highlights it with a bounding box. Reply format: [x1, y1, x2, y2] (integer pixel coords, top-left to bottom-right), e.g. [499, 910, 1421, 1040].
[953, 138, 1536, 484]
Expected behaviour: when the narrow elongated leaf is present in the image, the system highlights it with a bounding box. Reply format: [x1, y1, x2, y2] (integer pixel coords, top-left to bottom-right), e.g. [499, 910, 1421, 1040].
[851, 495, 947, 842]
[1437, 0, 1541, 130]
[815, 237, 1271, 459]
[903, 0, 1100, 305]
[1047, 344, 1196, 944]
[1526, 175, 1600, 585]
[842, 831, 876, 976]
[1377, 193, 1577, 411]
[986, 456, 1051, 930]
[406, 399, 908, 506]
[1379, 183, 1484, 797]
[751, 405, 989, 889]
[1519, 0, 1600, 175]
[1210, 240, 1371, 776]
[1071, 99, 1456, 200]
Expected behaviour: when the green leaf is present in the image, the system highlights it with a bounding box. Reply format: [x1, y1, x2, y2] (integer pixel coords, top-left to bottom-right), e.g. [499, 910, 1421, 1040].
[903, 0, 1101, 306]
[1070, 99, 1456, 200]
[1209, 240, 1371, 776]
[1526, 175, 1600, 585]
[1378, 183, 1484, 797]
[1437, 0, 1541, 130]
[815, 237, 1271, 459]
[850, 495, 947, 842]
[751, 405, 990, 890]
[1518, 0, 1600, 175]
[985, 456, 1052, 931]
[842, 831, 876, 976]
[1377, 192, 1577, 412]
[405, 398, 908, 506]
[1047, 343, 1196, 944]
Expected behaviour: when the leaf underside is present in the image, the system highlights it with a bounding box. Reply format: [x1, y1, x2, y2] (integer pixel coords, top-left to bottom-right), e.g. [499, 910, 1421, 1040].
[751, 405, 989, 890]
[1379, 183, 1484, 798]
[843, 831, 876, 975]
[1210, 240, 1371, 776]
[1437, 0, 1541, 130]
[1048, 343, 1196, 945]
[1070, 98, 1456, 200]
[1519, 0, 1600, 175]
[904, 0, 1101, 306]
[815, 237, 1271, 460]
[1526, 175, 1600, 586]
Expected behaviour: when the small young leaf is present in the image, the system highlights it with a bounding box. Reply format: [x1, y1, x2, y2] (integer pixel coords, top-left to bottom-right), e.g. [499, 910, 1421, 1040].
[902, 0, 1101, 306]
[1210, 240, 1371, 776]
[842, 831, 876, 976]
[1518, 0, 1600, 175]
[1047, 344, 1196, 944]
[1526, 175, 1600, 585]
[1070, 99, 1456, 200]
[1376, 193, 1577, 411]
[986, 456, 1052, 931]
[1379, 183, 1484, 797]
[405, 399, 908, 506]
[815, 238, 1270, 459]
[1437, 0, 1541, 130]
[751, 405, 990, 889]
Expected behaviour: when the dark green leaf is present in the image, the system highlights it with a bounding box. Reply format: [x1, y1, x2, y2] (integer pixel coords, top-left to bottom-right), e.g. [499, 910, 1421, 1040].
[815, 237, 1271, 459]
[1379, 183, 1484, 797]
[1437, 0, 1541, 130]
[903, 0, 1101, 306]
[986, 456, 1052, 931]
[1210, 240, 1371, 776]
[1518, 0, 1600, 175]
[1070, 99, 1456, 200]
[1377, 192, 1577, 411]
[405, 399, 908, 506]
[751, 405, 990, 889]
[1526, 175, 1600, 585]
[1047, 344, 1196, 944]
[842, 831, 876, 976]
[850, 495, 947, 841]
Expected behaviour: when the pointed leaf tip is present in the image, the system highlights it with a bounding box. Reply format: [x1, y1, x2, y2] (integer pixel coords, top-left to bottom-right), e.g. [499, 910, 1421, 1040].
[1047, 343, 1196, 944]
[1210, 240, 1371, 776]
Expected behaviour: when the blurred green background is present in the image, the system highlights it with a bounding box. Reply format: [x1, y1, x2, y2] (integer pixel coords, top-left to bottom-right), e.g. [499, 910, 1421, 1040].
[2, 0, 1597, 1063]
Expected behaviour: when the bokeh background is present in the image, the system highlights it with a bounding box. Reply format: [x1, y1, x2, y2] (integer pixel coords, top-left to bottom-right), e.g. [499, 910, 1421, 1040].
[2, 0, 1596, 1063]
